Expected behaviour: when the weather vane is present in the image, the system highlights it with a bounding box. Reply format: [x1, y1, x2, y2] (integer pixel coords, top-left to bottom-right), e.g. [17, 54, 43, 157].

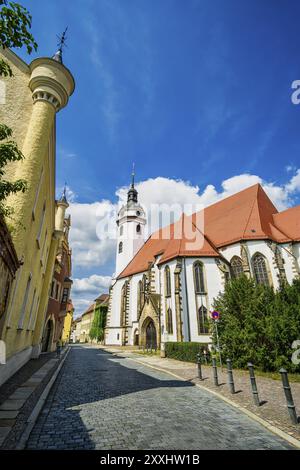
[56, 27, 68, 54]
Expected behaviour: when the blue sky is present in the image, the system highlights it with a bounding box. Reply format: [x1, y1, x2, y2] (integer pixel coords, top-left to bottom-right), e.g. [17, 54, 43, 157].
[16, 0, 300, 313]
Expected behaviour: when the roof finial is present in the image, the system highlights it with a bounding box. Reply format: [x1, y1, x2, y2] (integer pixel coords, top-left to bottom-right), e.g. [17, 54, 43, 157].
[52, 27, 68, 64]
[131, 162, 135, 188]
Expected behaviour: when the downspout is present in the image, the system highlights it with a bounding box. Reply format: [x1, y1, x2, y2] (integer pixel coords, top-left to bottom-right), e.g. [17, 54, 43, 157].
[183, 258, 191, 342]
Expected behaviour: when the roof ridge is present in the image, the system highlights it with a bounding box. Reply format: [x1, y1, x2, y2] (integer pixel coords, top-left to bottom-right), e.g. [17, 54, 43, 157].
[242, 186, 259, 238]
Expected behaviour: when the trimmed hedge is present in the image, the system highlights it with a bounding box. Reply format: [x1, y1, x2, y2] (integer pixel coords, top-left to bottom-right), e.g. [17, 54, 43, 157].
[165, 342, 210, 363]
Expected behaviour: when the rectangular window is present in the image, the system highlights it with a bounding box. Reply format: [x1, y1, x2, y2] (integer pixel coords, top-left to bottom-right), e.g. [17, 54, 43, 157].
[40, 230, 48, 266]
[36, 202, 46, 248]
[5, 266, 23, 328]
[32, 167, 44, 220]
[55, 283, 59, 300]
[27, 288, 36, 330]
[18, 274, 32, 329]
[62, 287, 69, 304]
[29, 296, 40, 331]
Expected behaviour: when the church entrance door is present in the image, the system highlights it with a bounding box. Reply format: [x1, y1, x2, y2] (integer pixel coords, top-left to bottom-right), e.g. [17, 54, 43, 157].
[146, 320, 157, 349]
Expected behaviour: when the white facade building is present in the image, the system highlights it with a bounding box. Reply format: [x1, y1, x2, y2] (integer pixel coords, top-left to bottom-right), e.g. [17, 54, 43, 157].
[105, 182, 300, 349]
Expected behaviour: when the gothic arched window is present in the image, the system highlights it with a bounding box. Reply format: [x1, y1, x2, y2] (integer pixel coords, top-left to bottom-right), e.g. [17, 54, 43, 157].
[120, 282, 127, 327]
[165, 266, 171, 297]
[230, 256, 244, 279]
[193, 261, 205, 294]
[252, 253, 270, 286]
[167, 308, 173, 334]
[197, 305, 209, 334]
[137, 280, 144, 318]
[118, 242, 123, 253]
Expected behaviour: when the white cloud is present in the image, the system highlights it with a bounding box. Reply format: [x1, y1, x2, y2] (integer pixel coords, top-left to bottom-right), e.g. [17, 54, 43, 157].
[69, 200, 116, 269]
[68, 169, 300, 315]
[71, 274, 112, 317]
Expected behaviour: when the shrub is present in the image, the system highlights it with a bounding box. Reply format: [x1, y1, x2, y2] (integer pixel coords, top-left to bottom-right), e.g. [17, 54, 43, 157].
[165, 342, 210, 363]
[213, 276, 300, 373]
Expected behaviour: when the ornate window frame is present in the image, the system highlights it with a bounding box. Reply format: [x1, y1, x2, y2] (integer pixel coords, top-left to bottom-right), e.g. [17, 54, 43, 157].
[251, 252, 272, 286]
[230, 256, 244, 279]
[193, 260, 206, 294]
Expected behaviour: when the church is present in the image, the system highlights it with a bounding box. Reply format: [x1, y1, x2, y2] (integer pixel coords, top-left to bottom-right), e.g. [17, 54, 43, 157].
[105, 177, 300, 349]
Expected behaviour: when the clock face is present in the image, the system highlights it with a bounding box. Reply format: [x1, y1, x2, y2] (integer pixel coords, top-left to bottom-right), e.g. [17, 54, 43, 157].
[136, 210, 141, 216]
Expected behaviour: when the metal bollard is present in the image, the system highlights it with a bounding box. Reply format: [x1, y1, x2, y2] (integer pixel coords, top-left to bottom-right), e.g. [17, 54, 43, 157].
[196, 353, 203, 380]
[226, 358, 235, 394]
[279, 368, 299, 425]
[247, 363, 260, 406]
[212, 357, 219, 386]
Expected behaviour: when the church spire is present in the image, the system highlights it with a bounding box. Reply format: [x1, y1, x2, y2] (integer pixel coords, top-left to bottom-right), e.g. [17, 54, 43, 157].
[127, 163, 138, 203]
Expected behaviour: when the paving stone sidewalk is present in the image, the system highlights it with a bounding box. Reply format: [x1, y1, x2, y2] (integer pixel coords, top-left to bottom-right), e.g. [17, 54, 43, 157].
[103, 347, 300, 442]
[0, 347, 68, 449]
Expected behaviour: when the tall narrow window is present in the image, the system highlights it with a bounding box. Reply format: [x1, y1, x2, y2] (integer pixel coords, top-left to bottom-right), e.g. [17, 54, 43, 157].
[18, 274, 32, 329]
[193, 261, 205, 294]
[29, 296, 40, 331]
[120, 282, 127, 326]
[165, 266, 171, 297]
[62, 287, 69, 303]
[136, 224, 141, 233]
[27, 288, 36, 330]
[231, 256, 244, 279]
[32, 167, 44, 220]
[197, 305, 209, 334]
[252, 253, 270, 286]
[120, 225, 123, 236]
[119, 241, 123, 253]
[36, 202, 46, 247]
[137, 280, 144, 318]
[167, 308, 173, 334]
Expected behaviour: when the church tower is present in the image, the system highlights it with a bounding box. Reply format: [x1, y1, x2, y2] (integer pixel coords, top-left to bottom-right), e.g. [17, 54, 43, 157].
[115, 169, 146, 277]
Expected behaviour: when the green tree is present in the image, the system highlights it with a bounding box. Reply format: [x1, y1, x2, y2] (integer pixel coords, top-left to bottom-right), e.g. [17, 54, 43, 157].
[90, 305, 107, 343]
[0, 0, 37, 216]
[213, 275, 300, 373]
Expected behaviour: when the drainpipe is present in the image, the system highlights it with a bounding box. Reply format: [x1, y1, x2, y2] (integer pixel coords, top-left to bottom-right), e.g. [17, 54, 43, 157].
[183, 258, 191, 342]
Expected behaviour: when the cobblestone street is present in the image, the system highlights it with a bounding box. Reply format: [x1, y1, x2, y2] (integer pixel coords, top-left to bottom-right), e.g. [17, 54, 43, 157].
[27, 345, 294, 450]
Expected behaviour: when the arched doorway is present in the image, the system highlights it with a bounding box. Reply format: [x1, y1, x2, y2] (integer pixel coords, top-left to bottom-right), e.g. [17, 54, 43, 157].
[42, 319, 53, 352]
[133, 329, 139, 346]
[146, 320, 157, 348]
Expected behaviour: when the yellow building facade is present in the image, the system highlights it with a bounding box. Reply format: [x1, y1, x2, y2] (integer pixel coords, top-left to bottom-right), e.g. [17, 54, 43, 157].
[61, 301, 74, 344]
[0, 48, 74, 385]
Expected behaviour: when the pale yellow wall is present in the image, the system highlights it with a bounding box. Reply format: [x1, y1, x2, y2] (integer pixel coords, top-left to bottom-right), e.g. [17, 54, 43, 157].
[79, 311, 94, 342]
[62, 309, 74, 343]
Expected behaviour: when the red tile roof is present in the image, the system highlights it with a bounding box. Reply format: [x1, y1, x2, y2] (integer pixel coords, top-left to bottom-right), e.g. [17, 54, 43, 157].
[118, 184, 300, 279]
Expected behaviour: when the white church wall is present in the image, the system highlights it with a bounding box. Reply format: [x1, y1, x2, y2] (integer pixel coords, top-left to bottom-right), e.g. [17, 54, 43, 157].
[292, 243, 300, 276]
[220, 243, 242, 264]
[281, 243, 297, 284]
[107, 278, 127, 345]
